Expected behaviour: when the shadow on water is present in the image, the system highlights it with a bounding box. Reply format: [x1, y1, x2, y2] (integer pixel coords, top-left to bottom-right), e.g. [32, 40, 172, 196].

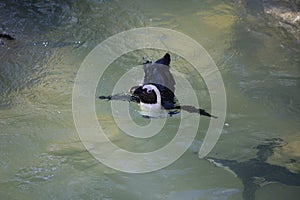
[207, 138, 300, 200]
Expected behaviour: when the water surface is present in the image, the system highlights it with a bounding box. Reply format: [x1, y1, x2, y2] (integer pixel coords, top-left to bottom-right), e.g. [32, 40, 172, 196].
[1, 0, 299, 199]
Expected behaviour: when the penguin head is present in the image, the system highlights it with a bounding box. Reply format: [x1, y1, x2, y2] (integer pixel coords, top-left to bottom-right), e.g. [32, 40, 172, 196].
[131, 84, 161, 105]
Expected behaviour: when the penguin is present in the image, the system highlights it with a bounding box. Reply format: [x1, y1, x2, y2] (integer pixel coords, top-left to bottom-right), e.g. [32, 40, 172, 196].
[99, 53, 216, 118]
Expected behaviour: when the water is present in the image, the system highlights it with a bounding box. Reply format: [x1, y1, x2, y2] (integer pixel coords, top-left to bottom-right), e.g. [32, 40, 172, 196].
[1, 0, 299, 199]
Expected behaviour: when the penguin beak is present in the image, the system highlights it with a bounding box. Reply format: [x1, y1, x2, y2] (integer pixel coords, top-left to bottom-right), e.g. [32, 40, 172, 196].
[129, 86, 139, 94]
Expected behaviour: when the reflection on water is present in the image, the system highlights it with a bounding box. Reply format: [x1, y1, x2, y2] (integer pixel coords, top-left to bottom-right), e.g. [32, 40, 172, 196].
[0, 0, 299, 199]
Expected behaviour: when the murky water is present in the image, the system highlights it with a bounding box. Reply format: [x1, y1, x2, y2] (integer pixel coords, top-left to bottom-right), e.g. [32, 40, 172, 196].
[1, 0, 299, 199]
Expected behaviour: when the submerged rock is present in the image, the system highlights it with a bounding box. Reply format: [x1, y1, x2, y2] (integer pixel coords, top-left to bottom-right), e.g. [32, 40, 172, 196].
[243, 0, 300, 42]
[262, 0, 299, 20]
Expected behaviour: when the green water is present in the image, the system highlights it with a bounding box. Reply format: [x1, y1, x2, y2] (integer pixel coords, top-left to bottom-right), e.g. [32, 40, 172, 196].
[1, 0, 299, 199]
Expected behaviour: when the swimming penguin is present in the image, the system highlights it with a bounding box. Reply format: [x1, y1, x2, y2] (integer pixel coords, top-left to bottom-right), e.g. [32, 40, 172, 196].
[99, 53, 216, 118]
